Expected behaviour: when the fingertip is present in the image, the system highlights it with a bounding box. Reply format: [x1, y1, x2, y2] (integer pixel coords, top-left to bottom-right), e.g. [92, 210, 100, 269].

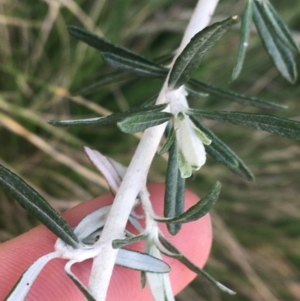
[0, 183, 212, 301]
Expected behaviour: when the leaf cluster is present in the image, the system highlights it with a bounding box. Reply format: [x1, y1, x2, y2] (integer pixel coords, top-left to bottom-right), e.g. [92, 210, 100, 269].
[232, 0, 299, 82]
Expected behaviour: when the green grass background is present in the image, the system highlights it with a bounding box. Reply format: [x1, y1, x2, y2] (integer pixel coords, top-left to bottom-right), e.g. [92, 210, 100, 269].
[0, 0, 299, 300]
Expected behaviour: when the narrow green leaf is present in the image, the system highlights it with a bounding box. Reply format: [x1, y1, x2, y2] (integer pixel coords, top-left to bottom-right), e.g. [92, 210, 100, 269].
[159, 235, 236, 295]
[156, 182, 221, 223]
[190, 115, 255, 181]
[140, 271, 147, 289]
[158, 127, 176, 155]
[188, 109, 300, 140]
[0, 165, 80, 248]
[164, 140, 183, 235]
[140, 94, 159, 107]
[257, 1, 299, 52]
[174, 170, 185, 228]
[117, 112, 172, 133]
[154, 52, 174, 65]
[112, 233, 148, 249]
[49, 104, 168, 128]
[232, 0, 253, 80]
[68, 26, 163, 70]
[76, 53, 174, 96]
[169, 16, 238, 89]
[102, 52, 168, 78]
[116, 249, 170, 273]
[252, 1, 297, 83]
[76, 71, 130, 96]
[185, 85, 209, 98]
[155, 239, 183, 259]
[190, 117, 238, 168]
[188, 79, 287, 110]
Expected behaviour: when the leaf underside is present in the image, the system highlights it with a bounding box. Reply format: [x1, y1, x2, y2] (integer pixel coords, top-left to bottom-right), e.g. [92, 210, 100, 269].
[116, 249, 170, 273]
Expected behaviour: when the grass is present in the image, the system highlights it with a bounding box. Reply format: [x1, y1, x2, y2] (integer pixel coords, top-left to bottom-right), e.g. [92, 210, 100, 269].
[0, 0, 300, 300]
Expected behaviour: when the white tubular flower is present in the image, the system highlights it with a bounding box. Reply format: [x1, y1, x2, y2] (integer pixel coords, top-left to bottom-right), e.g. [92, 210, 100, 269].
[167, 86, 211, 178]
[175, 112, 211, 178]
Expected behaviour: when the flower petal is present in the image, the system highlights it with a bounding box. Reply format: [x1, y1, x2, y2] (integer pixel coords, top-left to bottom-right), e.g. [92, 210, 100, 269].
[175, 113, 207, 177]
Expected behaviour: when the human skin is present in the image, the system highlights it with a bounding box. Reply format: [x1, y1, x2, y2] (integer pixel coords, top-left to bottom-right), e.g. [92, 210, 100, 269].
[0, 183, 212, 301]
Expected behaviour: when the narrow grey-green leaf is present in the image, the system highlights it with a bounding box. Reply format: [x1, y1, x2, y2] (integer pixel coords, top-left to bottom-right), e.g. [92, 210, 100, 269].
[116, 249, 170, 273]
[140, 93, 159, 107]
[76, 71, 130, 96]
[112, 233, 148, 249]
[49, 104, 168, 128]
[0, 165, 80, 248]
[158, 127, 176, 155]
[68, 26, 162, 69]
[164, 139, 183, 235]
[190, 116, 238, 168]
[256, 1, 299, 52]
[190, 115, 255, 181]
[65, 262, 96, 301]
[117, 112, 172, 133]
[188, 79, 286, 110]
[184, 85, 209, 98]
[168, 170, 185, 233]
[159, 235, 236, 295]
[156, 182, 221, 223]
[188, 109, 300, 140]
[102, 52, 168, 78]
[232, 0, 253, 80]
[252, 1, 297, 83]
[154, 52, 175, 65]
[169, 16, 238, 89]
[140, 271, 147, 289]
[76, 52, 173, 96]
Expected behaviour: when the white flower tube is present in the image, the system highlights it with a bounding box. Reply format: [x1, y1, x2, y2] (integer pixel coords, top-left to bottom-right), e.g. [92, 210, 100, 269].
[174, 112, 211, 178]
[168, 87, 211, 178]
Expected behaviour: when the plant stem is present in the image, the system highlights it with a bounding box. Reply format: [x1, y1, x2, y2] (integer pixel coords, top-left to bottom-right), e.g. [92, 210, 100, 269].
[87, 0, 219, 300]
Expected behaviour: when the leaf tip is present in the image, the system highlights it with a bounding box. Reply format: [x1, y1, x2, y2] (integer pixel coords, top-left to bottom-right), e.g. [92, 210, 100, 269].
[216, 281, 236, 295]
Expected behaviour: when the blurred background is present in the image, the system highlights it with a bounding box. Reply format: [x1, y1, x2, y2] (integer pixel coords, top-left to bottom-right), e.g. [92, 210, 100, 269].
[0, 0, 299, 300]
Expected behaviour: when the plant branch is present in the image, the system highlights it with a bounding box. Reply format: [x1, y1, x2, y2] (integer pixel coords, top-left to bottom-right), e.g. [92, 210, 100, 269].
[87, 0, 220, 300]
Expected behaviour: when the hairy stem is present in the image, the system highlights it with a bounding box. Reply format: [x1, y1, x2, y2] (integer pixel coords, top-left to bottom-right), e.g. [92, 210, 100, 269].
[87, 0, 219, 300]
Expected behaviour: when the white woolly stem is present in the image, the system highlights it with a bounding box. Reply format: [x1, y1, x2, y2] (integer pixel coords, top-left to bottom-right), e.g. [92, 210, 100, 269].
[87, 0, 220, 300]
